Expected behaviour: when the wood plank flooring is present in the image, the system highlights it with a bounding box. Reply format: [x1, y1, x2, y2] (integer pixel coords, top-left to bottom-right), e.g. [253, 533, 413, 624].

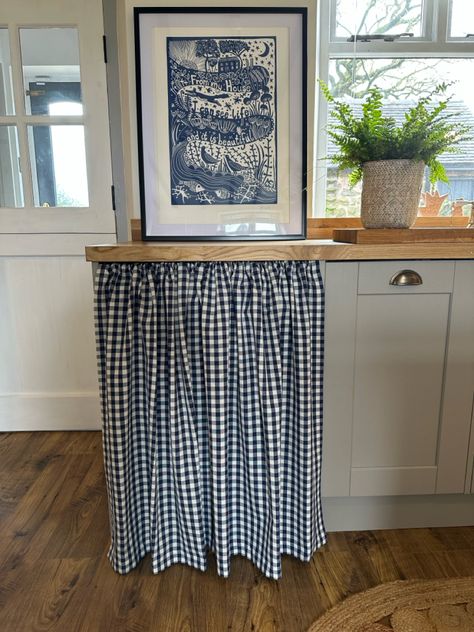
[0, 431, 473, 632]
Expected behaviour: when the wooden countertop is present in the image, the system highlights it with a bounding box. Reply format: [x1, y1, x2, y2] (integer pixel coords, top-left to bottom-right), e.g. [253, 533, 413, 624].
[85, 240, 474, 262]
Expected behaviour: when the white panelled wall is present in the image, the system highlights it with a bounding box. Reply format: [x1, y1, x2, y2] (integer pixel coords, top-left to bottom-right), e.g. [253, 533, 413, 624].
[0, 255, 100, 430]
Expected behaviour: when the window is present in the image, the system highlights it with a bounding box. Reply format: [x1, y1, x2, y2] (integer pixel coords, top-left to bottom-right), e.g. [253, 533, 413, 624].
[0, 27, 87, 209]
[449, 0, 474, 38]
[0, 1, 114, 234]
[316, 0, 474, 219]
[20, 27, 89, 208]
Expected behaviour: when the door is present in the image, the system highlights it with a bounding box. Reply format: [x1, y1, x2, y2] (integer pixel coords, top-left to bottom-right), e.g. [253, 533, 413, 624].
[323, 260, 474, 498]
[351, 289, 450, 496]
[0, 0, 116, 431]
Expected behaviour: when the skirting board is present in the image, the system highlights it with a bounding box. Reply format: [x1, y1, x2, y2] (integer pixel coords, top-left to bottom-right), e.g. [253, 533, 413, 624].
[323, 495, 474, 532]
[0, 393, 101, 431]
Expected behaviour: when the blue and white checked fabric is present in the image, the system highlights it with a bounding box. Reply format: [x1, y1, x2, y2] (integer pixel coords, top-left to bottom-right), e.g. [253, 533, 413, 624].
[94, 261, 326, 579]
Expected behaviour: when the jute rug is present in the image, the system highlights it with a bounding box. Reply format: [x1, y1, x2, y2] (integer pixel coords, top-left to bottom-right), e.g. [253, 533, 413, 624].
[308, 577, 474, 632]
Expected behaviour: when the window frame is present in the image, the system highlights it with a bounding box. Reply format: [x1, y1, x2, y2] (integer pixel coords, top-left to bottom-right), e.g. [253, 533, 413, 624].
[329, 0, 435, 43]
[314, 0, 474, 220]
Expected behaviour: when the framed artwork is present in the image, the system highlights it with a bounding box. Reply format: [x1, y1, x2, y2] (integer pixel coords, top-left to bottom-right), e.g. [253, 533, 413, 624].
[134, 7, 308, 240]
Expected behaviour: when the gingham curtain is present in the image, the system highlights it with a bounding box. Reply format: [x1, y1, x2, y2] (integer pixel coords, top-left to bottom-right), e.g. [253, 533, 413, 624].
[94, 261, 326, 579]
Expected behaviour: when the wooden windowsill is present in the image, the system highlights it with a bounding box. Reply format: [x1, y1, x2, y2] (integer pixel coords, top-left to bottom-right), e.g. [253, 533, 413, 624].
[131, 217, 470, 242]
[307, 217, 470, 239]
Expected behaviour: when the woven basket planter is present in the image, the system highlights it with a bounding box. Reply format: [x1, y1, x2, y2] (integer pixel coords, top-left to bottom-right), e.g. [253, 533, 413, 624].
[361, 159, 426, 228]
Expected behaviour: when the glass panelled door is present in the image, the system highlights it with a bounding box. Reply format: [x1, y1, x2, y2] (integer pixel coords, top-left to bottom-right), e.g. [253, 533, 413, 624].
[0, 0, 115, 234]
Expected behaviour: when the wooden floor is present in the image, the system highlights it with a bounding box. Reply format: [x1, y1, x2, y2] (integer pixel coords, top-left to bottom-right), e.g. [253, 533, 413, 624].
[0, 432, 473, 632]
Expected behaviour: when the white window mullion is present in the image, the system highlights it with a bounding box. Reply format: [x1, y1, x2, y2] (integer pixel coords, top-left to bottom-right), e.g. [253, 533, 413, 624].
[329, 0, 339, 42]
[314, 0, 332, 217]
[328, 41, 474, 56]
[16, 115, 84, 126]
[314, 103, 330, 218]
[437, 0, 451, 41]
[423, 0, 439, 41]
[8, 24, 34, 208]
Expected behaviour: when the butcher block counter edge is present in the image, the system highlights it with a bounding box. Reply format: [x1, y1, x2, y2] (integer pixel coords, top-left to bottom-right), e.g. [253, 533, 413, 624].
[85, 240, 474, 262]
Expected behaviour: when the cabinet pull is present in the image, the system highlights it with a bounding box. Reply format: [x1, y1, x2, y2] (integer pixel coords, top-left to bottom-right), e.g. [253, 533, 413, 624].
[389, 270, 423, 286]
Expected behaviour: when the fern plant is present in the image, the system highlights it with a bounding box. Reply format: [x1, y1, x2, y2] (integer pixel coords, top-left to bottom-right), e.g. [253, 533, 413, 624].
[319, 81, 472, 186]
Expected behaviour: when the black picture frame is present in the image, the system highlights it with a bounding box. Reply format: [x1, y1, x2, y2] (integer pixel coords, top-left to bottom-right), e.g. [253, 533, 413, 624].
[134, 6, 308, 241]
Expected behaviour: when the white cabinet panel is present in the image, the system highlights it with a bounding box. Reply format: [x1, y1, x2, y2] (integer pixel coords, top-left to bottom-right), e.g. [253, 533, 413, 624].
[436, 261, 474, 493]
[352, 293, 450, 469]
[469, 398, 474, 494]
[0, 257, 97, 392]
[0, 256, 100, 430]
[323, 259, 474, 499]
[350, 466, 438, 496]
[321, 262, 358, 497]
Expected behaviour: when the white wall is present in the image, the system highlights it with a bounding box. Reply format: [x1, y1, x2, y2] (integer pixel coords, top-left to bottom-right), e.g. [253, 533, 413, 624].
[0, 250, 104, 431]
[115, 0, 318, 229]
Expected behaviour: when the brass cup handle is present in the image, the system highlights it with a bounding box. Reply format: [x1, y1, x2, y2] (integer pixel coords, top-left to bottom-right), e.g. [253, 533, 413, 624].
[389, 269, 423, 286]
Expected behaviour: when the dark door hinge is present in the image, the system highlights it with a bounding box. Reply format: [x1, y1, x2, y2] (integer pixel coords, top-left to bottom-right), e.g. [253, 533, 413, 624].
[111, 184, 116, 211]
[103, 35, 108, 63]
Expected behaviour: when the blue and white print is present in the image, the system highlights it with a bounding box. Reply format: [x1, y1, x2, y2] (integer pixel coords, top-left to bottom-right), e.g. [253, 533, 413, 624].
[167, 36, 278, 206]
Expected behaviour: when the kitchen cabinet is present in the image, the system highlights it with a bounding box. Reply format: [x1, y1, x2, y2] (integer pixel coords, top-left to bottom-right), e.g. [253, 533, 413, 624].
[322, 260, 474, 498]
[87, 239, 474, 529]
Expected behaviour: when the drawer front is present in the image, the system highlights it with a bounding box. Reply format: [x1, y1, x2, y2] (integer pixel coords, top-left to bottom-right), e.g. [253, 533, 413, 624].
[358, 260, 455, 295]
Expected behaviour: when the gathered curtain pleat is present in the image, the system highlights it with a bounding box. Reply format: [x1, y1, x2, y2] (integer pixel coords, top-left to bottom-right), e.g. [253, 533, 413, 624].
[94, 260, 326, 579]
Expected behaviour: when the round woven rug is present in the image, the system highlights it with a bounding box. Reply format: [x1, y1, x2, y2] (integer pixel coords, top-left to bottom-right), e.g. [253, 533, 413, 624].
[308, 577, 474, 632]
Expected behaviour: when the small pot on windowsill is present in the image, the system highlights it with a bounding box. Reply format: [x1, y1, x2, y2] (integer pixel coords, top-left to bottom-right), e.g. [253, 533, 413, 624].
[360, 159, 426, 229]
[418, 190, 449, 217]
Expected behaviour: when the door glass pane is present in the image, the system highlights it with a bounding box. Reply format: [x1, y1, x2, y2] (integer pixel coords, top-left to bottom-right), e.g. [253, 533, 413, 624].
[449, 0, 474, 37]
[20, 28, 82, 115]
[0, 29, 15, 115]
[325, 58, 474, 217]
[27, 125, 89, 207]
[0, 126, 24, 207]
[335, 0, 424, 38]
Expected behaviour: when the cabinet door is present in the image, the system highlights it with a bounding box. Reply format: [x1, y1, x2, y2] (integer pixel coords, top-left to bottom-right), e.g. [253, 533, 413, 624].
[467, 404, 474, 494]
[351, 292, 450, 495]
[321, 262, 358, 497]
[436, 261, 474, 493]
[323, 260, 474, 498]
[353, 261, 455, 496]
